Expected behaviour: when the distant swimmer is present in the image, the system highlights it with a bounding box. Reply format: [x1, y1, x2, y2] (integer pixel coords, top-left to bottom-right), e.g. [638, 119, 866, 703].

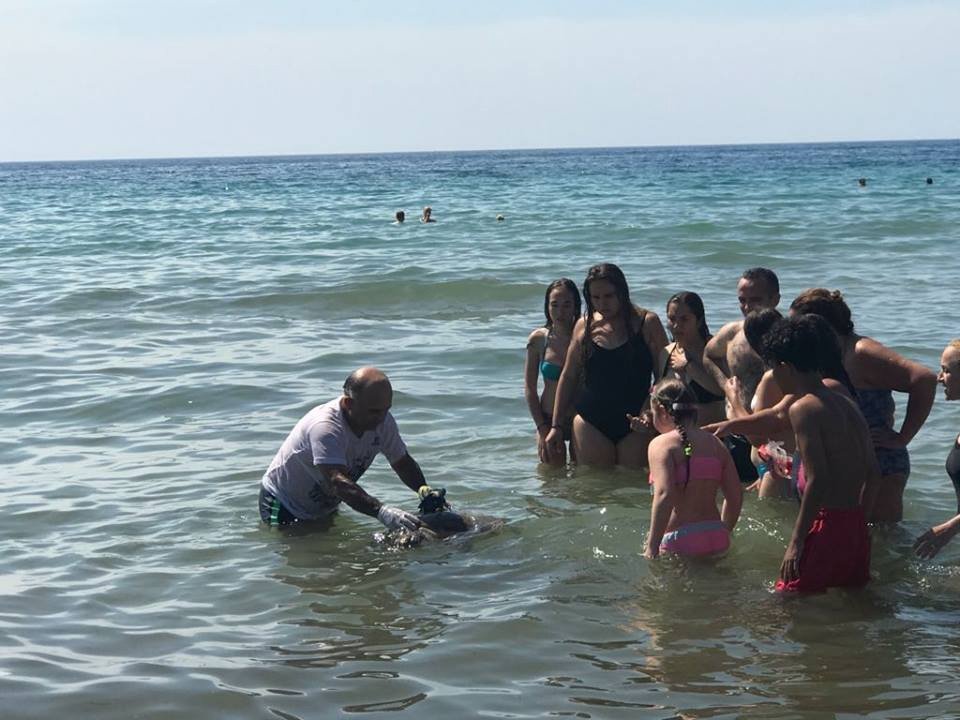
[926, 177, 934, 185]
[496, 214, 505, 222]
[258, 367, 433, 532]
[394, 210, 405, 224]
[858, 178, 867, 187]
[421, 206, 436, 223]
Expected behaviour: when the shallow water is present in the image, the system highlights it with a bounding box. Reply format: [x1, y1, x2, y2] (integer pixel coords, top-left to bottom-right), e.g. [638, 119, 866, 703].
[2, 142, 960, 718]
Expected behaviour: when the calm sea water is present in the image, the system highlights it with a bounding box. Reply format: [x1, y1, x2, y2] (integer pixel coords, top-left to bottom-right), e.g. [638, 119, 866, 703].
[2, 141, 960, 718]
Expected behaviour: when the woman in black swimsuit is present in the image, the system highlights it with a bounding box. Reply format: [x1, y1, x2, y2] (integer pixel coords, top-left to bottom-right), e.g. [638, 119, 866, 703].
[659, 292, 726, 426]
[545, 263, 668, 468]
[915, 340, 960, 558]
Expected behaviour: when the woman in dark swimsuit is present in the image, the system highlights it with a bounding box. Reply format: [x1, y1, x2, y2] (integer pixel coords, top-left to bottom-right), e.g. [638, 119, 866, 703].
[545, 263, 668, 468]
[659, 292, 726, 426]
[915, 340, 960, 558]
[524, 279, 581, 465]
[790, 289, 937, 522]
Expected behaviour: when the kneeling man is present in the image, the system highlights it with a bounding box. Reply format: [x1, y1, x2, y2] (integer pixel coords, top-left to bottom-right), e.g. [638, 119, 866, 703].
[259, 367, 426, 532]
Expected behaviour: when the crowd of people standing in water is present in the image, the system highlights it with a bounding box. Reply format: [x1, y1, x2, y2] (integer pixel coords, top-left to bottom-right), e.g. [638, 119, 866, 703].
[524, 263, 960, 591]
[256, 259, 958, 595]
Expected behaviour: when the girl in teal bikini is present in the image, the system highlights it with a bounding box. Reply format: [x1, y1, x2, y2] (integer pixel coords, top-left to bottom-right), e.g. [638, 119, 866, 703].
[525, 279, 581, 465]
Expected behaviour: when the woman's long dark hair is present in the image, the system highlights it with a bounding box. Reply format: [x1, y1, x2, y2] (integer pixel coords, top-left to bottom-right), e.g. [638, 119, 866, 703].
[582, 263, 639, 365]
[651, 378, 698, 483]
[667, 291, 710, 341]
[798, 313, 858, 398]
[543, 278, 581, 329]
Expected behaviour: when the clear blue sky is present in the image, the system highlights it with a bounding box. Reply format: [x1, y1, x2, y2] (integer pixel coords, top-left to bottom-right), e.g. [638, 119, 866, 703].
[2, 1, 958, 161]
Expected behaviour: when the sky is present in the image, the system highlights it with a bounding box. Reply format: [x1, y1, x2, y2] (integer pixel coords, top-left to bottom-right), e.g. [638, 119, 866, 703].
[2, 0, 959, 161]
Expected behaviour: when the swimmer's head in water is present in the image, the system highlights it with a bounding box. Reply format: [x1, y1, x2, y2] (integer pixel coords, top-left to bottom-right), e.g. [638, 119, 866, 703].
[858, 177, 867, 187]
[422, 206, 432, 220]
[395, 210, 405, 222]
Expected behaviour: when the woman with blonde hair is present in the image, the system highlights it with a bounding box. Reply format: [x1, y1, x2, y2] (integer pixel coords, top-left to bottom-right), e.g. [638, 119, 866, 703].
[915, 339, 960, 558]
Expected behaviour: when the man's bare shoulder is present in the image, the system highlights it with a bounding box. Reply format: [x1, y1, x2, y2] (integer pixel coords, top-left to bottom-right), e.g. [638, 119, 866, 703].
[712, 320, 744, 344]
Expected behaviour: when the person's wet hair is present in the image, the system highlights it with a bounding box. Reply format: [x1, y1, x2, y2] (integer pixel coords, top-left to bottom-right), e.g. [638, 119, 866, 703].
[743, 308, 783, 355]
[651, 378, 699, 477]
[543, 278, 581, 328]
[583, 263, 632, 321]
[651, 378, 698, 425]
[760, 317, 821, 372]
[801, 313, 858, 397]
[790, 288, 855, 336]
[395, 210, 405, 222]
[741, 267, 780, 295]
[667, 291, 710, 340]
[582, 263, 637, 361]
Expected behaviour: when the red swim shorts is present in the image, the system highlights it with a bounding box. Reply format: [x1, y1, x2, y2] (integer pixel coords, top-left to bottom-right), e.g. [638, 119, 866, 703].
[775, 506, 870, 593]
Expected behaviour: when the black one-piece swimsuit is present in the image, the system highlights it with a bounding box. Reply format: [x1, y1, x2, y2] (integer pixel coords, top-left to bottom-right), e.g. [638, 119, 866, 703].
[575, 318, 653, 444]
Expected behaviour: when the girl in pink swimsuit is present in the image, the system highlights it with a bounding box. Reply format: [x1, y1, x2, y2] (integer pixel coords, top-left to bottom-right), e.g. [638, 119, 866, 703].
[643, 379, 743, 558]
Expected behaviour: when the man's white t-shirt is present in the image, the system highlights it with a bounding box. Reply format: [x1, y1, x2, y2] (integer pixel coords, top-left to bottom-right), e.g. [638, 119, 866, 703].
[261, 398, 408, 520]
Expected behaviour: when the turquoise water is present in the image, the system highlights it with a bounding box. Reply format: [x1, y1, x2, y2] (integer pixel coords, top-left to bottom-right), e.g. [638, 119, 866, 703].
[2, 141, 960, 718]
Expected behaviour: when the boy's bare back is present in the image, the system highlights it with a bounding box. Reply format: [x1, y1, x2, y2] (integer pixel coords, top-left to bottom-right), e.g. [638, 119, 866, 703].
[790, 387, 879, 509]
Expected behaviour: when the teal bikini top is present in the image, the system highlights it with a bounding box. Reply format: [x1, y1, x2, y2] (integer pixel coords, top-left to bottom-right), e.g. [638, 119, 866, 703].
[539, 328, 563, 381]
[540, 359, 562, 381]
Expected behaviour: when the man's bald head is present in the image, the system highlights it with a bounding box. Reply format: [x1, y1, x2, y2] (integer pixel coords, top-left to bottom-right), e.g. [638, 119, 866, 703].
[342, 368, 393, 433]
[343, 367, 391, 400]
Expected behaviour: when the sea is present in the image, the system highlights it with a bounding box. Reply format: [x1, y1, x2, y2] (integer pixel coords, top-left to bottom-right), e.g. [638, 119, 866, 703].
[2, 140, 960, 719]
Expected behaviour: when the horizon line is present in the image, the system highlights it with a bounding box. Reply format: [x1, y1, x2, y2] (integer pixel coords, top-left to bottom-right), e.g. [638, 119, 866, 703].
[2, 135, 958, 166]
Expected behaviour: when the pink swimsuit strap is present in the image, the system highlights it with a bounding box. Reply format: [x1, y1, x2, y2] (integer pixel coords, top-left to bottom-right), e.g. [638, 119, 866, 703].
[673, 455, 723, 485]
[648, 455, 723, 485]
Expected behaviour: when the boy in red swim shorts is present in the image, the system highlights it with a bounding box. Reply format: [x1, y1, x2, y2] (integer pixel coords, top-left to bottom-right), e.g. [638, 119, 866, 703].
[759, 316, 881, 593]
